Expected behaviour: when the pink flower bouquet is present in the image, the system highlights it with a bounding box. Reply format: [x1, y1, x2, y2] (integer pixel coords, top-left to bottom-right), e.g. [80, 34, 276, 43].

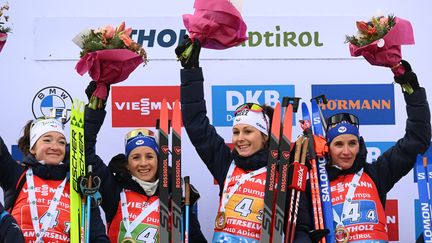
[346, 15, 415, 93]
[0, 32, 7, 53]
[0, 3, 11, 53]
[74, 22, 147, 109]
[182, 0, 248, 50]
[347, 15, 414, 71]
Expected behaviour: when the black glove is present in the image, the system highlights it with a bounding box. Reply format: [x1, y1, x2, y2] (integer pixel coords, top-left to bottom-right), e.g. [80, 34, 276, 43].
[85, 81, 111, 108]
[181, 183, 201, 207]
[0, 211, 25, 243]
[189, 183, 201, 206]
[175, 35, 201, 69]
[394, 60, 420, 92]
[309, 228, 329, 243]
[0, 137, 4, 157]
[85, 81, 98, 101]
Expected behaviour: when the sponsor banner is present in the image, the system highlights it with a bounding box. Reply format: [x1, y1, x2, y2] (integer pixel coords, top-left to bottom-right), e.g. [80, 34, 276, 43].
[11, 145, 23, 164]
[111, 86, 179, 127]
[385, 199, 399, 241]
[365, 142, 394, 164]
[32, 86, 73, 122]
[34, 16, 360, 60]
[312, 84, 395, 125]
[212, 85, 295, 126]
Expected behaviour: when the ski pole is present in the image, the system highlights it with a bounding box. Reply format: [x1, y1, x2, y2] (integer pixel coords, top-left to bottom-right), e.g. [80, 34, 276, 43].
[184, 176, 190, 243]
[304, 125, 326, 243]
[85, 165, 93, 243]
[285, 136, 308, 243]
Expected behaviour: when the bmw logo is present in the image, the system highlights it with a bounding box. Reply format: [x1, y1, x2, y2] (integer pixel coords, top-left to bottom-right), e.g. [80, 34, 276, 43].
[32, 86, 73, 123]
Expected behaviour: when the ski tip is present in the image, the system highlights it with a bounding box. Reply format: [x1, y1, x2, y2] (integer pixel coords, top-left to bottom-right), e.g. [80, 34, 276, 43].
[172, 100, 182, 133]
[159, 99, 169, 131]
[269, 102, 282, 140]
[301, 102, 310, 120]
[273, 102, 281, 123]
[282, 104, 293, 139]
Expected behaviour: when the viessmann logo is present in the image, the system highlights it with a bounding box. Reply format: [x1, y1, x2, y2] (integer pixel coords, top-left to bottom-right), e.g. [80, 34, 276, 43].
[111, 86, 179, 127]
[312, 84, 395, 125]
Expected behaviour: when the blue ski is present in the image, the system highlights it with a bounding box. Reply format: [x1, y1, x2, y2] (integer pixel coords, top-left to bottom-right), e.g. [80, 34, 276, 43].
[311, 98, 335, 243]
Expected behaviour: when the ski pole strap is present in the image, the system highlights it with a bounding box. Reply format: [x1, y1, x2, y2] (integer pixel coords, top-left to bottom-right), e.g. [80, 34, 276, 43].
[79, 175, 101, 196]
[288, 163, 308, 191]
[219, 162, 266, 213]
[0, 210, 8, 222]
[120, 190, 159, 239]
[313, 135, 328, 157]
[332, 169, 363, 227]
[26, 168, 68, 243]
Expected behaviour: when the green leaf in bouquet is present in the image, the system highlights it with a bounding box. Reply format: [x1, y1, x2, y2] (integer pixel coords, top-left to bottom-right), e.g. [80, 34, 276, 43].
[107, 36, 125, 49]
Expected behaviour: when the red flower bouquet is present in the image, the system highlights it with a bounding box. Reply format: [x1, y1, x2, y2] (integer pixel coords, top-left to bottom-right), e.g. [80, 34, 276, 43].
[182, 0, 248, 50]
[0, 3, 11, 53]
[346, 15, 415, 93]
[74, 22, 147, 109]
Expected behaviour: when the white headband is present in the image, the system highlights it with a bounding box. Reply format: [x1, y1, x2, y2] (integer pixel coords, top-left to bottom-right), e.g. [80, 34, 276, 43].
[30, 118, 65, 149]
[232, 110, 269, 136]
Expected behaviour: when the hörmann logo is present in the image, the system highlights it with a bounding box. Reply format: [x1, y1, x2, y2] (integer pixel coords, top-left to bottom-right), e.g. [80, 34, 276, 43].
[130, 26, 323, 48]
[212, 85, 295, 126]
[312, 84, 395, 125]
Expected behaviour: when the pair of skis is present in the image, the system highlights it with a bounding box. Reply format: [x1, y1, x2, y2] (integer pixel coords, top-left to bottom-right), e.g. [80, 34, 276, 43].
[70, 99, 89, 243]
[158, 99, 190, 243]
[70, 99, 102, 243]
[260, 97, 312, 243]
[300, 96, 336, 243]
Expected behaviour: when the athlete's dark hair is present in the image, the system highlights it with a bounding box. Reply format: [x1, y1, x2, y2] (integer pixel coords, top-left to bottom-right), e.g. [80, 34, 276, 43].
[17, 120, 33, 156]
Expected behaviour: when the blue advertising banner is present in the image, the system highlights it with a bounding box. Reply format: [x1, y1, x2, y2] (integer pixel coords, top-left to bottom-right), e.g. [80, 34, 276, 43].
[312, 84, 395, 125]
[212, 85, 295, 126]
[11, 145, 23, 164]
[365, 142, 394, 163]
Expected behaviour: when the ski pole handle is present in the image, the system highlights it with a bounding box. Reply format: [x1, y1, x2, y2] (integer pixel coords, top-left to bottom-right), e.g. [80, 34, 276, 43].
[85, 165, 93, 243]
[184, 176, 190, 243]
[311, 94, 328, 132]
[185, 176, 190, 206]
[293, 137, 303, 163]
